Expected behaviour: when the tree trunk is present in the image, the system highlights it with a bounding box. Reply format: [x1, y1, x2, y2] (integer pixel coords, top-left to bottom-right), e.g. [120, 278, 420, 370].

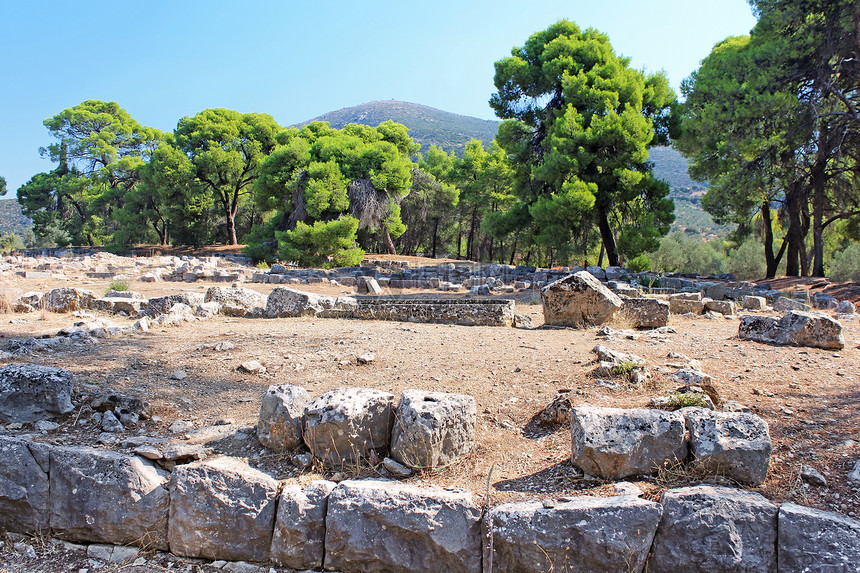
[431, 218, 439, 258]
[810, 151, 828, 277]
[784, 182, 804, 277]
[596, 204, 618, 266]
[761, 202, 777, 278]
[382, 226, 397, 255]
[466, 207, 478, 261]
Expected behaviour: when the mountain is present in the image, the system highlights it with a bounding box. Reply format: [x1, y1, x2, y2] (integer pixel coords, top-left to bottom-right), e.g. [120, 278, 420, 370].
[300, 100, 500, 155]
[0, 198, 30, 238]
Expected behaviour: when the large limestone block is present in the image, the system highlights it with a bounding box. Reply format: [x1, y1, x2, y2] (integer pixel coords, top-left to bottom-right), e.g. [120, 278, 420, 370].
[0, 364, 75, 423]
[669, 295, 705, 315]
[622, 298, 669, 328]
[270, 480, 335, 570]
[49, 447, 169, 549]
[257, 384, 311, 453]
[704, 299, 736, 315]
[265, 286, 335, 318]
[168, 457, 280, 562]
[42, 287, 97, 312]
[390, 390, 476, 469]
[486, 495, 662, 573]
[684, 408, 772, 486]
[204, 285, 267, 317]
[774, 297, 811, 312]
[0, 437, 51, 533]
[571, 405, 688, 479]
[324, 480, 482, 573]
[541, 271, 623, 327]
[303, 387, 394, 465]
[743, 295, 767, 310]
[143, 292, 204, 317]
[778, 503, 860, 572]
[739, 311, 844, 349]
[649, 486, 778, 572]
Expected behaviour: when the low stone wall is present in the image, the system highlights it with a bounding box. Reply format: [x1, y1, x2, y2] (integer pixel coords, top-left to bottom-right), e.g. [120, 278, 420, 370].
[325, 296, 516, 327]
[1, 436, 857, 572]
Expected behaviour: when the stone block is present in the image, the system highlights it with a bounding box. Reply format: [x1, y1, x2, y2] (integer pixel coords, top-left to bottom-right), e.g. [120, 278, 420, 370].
[390, 390, 476, 469]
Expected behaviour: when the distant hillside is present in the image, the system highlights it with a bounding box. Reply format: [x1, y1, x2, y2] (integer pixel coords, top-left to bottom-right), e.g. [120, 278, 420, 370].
[300, 100, 499, 155]
[0, 198, 30, 238]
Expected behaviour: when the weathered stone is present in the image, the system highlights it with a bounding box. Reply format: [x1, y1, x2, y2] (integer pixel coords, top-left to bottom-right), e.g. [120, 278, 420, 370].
[168, 457, 280, 562]
[143, 292, 204, 317]
[0, 364, 75, 423]
[836, 300, 856, 314]
[49, 447, 169, 548]
[538, 393, 572, 425]
[204, 285, 267, 317]
[265, 287, 337, 318]
[848, 459, 860, 483]
[649, 486, 778, 573]
[622, 297, 669, 328]
[325, 480, 482, 573]
[390, 390, 476, 469]
[486, 495, 662, 573]
[101, 410, 124, 433]
[704, 299, 736, 316]
[800, 464, 827, 486]
[742, 295, 767, 310]
[357, 276, 382, 295]
[541, 271, 623, 327]
[238, 360, 266, 374]
[570, 405, 688, 479]
[778, 503, 860, 572]
[669, 369, 720, 406]
[585, 265, 606, 280]
[303, 387, 394, 465]
[774, 297, 811, 312]
[270, 480, 335, 570]
[739, 310, 844, 350]
[0, 437, 51, 533]
[42, 287, 97, 313]
[257, 384, 311, 453]
[684, 408, 772, 486]
[669, 297, 705, 314]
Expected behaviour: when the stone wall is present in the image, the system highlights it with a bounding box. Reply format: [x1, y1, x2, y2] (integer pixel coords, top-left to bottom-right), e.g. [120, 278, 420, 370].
[323, 296, 516, 327]
[1, 436, 857, 572]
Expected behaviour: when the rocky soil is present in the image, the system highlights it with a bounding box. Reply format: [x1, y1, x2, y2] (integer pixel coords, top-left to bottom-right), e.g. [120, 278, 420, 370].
[0, 254, 858, 572]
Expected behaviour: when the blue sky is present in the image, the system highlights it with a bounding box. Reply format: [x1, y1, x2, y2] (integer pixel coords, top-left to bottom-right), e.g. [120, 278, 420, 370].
[0, 0, 757, 193]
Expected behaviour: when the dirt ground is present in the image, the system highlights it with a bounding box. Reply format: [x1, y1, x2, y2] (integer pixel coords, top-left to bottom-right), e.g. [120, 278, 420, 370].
[0, 259, 859, 571]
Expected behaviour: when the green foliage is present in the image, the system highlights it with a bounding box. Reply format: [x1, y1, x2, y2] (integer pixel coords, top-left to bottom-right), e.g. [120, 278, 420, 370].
[725, 240, 768, 281]
[0, 233, 24, 254]
[666, 392, 712, 409]
[0, 176, 6, 196]
[277, 216, 364, 268]
[828, 243, 860, 282]
[627, 253, 652, 273]
[106, 278, 131, 293]
[652, 233, 726, 275]
[488, 20, 676, 266]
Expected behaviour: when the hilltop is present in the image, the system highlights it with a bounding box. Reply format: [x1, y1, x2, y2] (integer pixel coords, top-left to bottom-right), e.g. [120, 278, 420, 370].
[300, 100, 499, 155]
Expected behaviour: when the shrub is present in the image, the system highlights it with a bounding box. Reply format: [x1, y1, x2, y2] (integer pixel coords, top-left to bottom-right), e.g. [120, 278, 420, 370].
[107, 278, 132, 293]
[829, 242, 860, 282]
[627, 253, 652, 273]
[277, 216, 364, 269]
[666, 391, 712, 409]
[725, 240, 767, 281]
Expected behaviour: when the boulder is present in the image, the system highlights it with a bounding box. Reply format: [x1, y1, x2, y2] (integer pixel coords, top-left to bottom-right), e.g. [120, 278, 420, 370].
[669, 293, 705, 315]
[836, 300, 856, 314]
[739, 310, 844, 350]
[168, 457, 280, 562]
[541, 271, 623, 327]
[538, 393, 572, 425]
[265, 286, 336, 318]
[49, 447, 169, 549]
[622, 298, 669, 328]
[0, 364, 75, 423]
[742, 295, 767, 310]
[774, 297, 811, 312]
[669, 369, 720, 406]
[704, 299, 736, 316]
[257, 384, 311, 453]
[684, 408, 772, 486]
[303, 387, 395, 465]
[486, 495, 662, 573]
[204, 285, 267, 317]
[0, 437, 51, 533]
[270, 480, 336, 570]
[324, 480, 482, 573]
[143, 292, 204, 317]
[390, 390, 476, 469]
[42, 287, 97, 313]
[585, 265, 606, 280]
[778, 503, 860, 572]
[570, 405, 688, 479]
[649, 485, 778, 572]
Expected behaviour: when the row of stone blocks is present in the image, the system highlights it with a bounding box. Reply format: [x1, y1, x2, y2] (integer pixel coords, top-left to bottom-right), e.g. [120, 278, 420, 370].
[1, 436, 857, 572]
[259, 386, 477, 470]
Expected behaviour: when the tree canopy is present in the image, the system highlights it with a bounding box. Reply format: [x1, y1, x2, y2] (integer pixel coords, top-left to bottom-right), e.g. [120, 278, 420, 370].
[487, 20, 676, 266]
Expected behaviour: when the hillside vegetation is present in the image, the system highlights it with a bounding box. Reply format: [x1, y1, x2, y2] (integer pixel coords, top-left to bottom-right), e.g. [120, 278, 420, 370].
[0, 199, 31, 238]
